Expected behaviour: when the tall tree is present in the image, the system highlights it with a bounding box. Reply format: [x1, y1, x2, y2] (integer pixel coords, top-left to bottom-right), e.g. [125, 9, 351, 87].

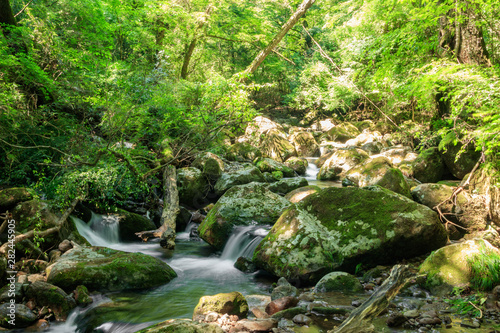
[242, 0, 316, 77]
[0, 0, 16, 28]
[181, 5, 212, 79]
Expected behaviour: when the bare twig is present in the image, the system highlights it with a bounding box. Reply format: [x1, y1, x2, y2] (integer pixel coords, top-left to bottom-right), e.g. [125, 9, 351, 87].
[14, 0, 34, 17]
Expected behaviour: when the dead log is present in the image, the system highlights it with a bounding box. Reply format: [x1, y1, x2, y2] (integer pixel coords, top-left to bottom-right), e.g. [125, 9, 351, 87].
[332, 265, 413, 333]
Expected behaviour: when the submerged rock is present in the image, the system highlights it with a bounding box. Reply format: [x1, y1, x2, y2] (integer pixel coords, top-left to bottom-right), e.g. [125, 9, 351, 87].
[253, 186, 447, 284]
[137, 319, 224, 333]
[199, 182, 291, 250]
[193, 291, 249, 320]
[46, 246, 177, 292]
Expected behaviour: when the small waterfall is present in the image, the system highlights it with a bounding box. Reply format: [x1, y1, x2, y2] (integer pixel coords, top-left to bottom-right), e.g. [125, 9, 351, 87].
[305, 158, 320, 180]
[89, 212, 120, 243]
[220, 225, 269, 261]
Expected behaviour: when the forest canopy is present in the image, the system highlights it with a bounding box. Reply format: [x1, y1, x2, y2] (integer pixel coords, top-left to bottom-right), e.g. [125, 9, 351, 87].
[1, 0, 499, 208]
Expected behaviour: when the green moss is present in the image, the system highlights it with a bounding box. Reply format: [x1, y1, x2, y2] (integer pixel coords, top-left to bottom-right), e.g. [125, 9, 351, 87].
[193, 291, 248, 319]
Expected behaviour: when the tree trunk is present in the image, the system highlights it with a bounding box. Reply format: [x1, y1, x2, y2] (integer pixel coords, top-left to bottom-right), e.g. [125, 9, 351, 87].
[180, 6, 212, 79]
[438, 0, 490, 66]
[332, 265, 412, 333]
[242, 0, 316, 77]
[0, 0, 17, 28]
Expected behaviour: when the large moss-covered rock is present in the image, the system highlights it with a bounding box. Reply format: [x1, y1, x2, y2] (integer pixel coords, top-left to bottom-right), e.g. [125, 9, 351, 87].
[267, 177, 308, 196]
[199, 183, 291, 250]
[192, 152, 225, 180]
[326, 123, 360, 143]
[380, 146, 413, 165]
[193, 291, 249, 319]
[253, 186, 447, 284]
[25, 281, 76, 321]
[245, 116, 284, 139]
[412, 147, 445, 183]
[441, 142, 481, 179]
[114, 209, 156, 241]
[317, 148, 369, 181]
[46, 246, 177, 292]
[0, 187, 33, 212]
[255, 158, 295, 177]
[420, 239, 500, 293]
[260, 129, 297, 162]
[177, 167, 209, 207]
[214, 165, 266, 196]
[289, 132, 320, 157]
[313, 272, 363, 293]
[345, 157, 412, 198]
[137, 319, 224, 333]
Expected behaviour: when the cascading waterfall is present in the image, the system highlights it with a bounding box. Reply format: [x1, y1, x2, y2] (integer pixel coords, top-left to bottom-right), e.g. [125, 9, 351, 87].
[88, 212, 120, 243]
[220, 225, 269, 261]
[305, 157, 320, 181]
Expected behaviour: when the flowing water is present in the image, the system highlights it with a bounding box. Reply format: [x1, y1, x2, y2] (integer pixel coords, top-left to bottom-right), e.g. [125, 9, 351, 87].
[50, 216, 274, 333]
[304, 157, 343, 188]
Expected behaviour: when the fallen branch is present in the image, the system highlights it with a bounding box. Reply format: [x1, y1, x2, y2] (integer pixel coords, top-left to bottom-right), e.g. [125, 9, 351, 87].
[0, 197, 81, 256]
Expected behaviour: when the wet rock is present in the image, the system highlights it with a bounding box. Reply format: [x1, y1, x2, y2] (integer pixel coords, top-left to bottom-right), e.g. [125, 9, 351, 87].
[254, 186, 447, 284]
[285, 157, 308, 175]
[234, 257, 257, 273]
[26, 281, 76, 321]
[0, 283, 23, 303]
[314, 272, 363, 293]
[292, 314, 312, 325]
[0, 303, 36, 328]
[460, 319, 481, 328]
[271, 278, 298, 300]
[233, 318, 278, 332]
[111, 209, 156, 242]
[74, 285, 93, 306]
[47, 246, 177, 292]
[284, 185, 321, 203]
[251, 307, 269, 319]
[265, 296, 299, 316]
[0, 187, 33, 212]
[199, 182, 291, 250]
[193, 291, 249, 320]
[136, 318, 224, 333]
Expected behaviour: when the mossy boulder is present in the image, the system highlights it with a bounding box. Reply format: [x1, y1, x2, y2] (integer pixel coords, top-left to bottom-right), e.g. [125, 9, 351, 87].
[380, 146, 412, 165]
[420, 239, 500, 294]
[441, 142, 481, 179]
[284, 186, 321, 203]
[193, 291, 249, 319]
[11, 199, 58, 234]
[284, 157, 308, 175]
[0, 187, 33, 212]
[192, 152, 225, 180]
[214, 165, 266, 196]
[74, 285, 93, 306]
[255, 158, 295, 177]
[253, 186, 447, 284]
[225, 142, 262, 162]
[289, 132, 320, 157]
[260, 129, 297, 162]
[199, 182, 291, 250]
[412, 147, 445, 183]
[361, 141, 384, 155]
[345, 157, 412, 198]
[177, 167, 209, 207]
[313, 272, 363, 293]
[137, 319, 224, 333]
[46, 246, 177, 292]
[245, 116, 284, 139]
[267, 177, 308, 196]
[326, 123, 360, 143]
[114, 209, 156, 241]
[0, 303, 36, 328]
[25, 281, 76, 321]
[317, 148, 369, 181]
